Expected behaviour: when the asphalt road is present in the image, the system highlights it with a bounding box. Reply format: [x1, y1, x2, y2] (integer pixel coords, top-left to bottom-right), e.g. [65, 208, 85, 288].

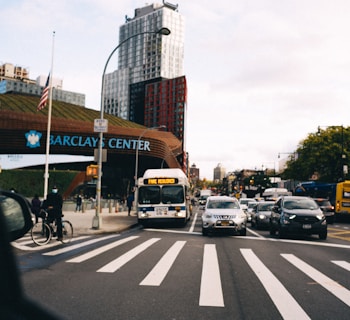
[15, 207, 350, 320]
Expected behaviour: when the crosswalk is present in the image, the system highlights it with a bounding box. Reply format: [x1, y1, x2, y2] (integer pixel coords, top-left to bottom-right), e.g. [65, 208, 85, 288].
[15, 234, 350, 317]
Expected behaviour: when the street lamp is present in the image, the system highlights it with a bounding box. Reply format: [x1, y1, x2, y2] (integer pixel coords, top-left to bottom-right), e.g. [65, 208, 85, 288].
[134, 125, 167, 188]
[93, 27, 171, 229]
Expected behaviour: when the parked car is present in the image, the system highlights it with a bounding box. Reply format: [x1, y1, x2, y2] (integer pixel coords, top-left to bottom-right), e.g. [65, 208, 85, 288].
[313, 198, 335, 224]
[251, 201, 275, 229]
[269, 196, 327, 239]
[202, 196, 246, 236]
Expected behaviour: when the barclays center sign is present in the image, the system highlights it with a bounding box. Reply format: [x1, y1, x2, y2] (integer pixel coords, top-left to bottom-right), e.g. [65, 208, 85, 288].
[25, 130, 151, 151]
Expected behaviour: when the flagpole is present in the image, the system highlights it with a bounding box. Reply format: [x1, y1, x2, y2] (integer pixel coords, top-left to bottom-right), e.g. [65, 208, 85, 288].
[43, 31, 55, 199]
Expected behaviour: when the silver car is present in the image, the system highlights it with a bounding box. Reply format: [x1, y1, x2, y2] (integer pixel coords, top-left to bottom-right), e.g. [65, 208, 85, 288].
[202, 196, 247, 236]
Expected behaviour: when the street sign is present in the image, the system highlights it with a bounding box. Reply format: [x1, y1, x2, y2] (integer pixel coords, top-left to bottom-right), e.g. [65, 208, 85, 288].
[94, 119, 108, 133]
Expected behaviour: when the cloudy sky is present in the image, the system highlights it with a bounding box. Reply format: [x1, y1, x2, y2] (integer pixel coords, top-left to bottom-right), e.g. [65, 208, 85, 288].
[2, 0, 350, 179]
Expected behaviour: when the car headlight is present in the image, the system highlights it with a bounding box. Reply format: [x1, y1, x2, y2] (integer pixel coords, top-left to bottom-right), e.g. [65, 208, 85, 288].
[282, 212, 296, 224]
[258, 214, 266, 220]
[204, 213, 212, 218]
[316, 214, 325, 221]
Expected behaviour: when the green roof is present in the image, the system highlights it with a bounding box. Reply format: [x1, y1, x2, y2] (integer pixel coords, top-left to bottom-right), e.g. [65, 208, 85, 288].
[0, 93, 144, 128]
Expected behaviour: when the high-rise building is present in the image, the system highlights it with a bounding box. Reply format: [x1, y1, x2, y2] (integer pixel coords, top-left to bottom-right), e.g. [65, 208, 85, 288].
[104, 2, 186, 143]
[0, 63, 85, 106]
[214, 163, 226, 182]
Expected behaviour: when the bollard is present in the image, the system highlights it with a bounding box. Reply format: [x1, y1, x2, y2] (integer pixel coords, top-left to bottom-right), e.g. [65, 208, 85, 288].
[82, 201, 86, 213]
[115, 201, 119, 213]
[109, 200, 112, 213]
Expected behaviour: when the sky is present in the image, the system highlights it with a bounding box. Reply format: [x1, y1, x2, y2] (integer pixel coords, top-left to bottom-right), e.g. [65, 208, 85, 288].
[2, 0, 350, 179]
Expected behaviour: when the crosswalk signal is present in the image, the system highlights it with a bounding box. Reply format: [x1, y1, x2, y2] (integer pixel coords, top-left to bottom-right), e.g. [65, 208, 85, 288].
[86, 165, 98, 178]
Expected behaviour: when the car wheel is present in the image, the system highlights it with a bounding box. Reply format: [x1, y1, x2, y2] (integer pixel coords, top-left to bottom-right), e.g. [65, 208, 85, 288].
[269, 224, 276, 235]
[278, 226, 287, 239]
[319, 230, 327, 240]
[239, 228, 246, 236]
[202, 227, 208, 236]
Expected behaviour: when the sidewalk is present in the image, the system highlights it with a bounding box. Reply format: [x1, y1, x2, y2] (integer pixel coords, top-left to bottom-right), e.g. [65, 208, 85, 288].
[62, 207, 139, 236]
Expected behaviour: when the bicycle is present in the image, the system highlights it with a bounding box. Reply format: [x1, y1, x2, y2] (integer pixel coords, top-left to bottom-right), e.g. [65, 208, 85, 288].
[31, 209, 73, 245]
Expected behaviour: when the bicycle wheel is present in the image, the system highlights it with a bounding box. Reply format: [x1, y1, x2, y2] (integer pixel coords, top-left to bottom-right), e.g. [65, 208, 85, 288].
[31, 221, 51, 245]
[61, 220, 73, 243]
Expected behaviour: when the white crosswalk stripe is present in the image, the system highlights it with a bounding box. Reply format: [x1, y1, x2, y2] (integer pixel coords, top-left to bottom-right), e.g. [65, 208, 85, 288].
[97, 238, 161, 273]
[199, 244, 224, 307]
[331, 260, 350, 271]
[66, 236, 139, 263]
[18, 234, 350, 315]
[140, 240, 186, 286]
[282, 254, 350, 307]
[241, 249, 310, 320]
[43, 234, 120, 256]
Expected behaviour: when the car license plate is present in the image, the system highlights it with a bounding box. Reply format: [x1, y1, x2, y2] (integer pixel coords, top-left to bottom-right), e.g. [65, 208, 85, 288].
[156, 207, 168, 216]
[221, 221, 229, 226]
[302, 224, 312, 229]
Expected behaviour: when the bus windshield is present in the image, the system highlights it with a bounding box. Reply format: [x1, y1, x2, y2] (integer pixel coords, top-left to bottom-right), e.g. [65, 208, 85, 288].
[138, 186, 161, 204]
[138, 186, 184, 205]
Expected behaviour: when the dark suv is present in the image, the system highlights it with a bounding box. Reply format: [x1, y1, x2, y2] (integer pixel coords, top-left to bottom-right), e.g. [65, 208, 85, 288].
[269, 196, 327, 239]
[313, 198, 335, 224]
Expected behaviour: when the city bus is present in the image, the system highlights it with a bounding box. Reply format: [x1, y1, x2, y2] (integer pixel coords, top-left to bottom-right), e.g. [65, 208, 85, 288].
[295, 180, 350, 218]
[335, 180, 350, 216]
[136, 168, 192, 226]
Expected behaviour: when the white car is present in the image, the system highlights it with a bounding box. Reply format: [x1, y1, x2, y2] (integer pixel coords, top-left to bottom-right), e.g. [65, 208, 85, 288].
[202, 196, 247, 236]
[239, 198, 257, 221]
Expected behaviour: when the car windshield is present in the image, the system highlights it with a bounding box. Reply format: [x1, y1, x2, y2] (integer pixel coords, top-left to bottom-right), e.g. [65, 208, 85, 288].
[207, 201, 239, 209]
[316, 200, 331, 206]
[258, 203, 274, 211]
[283, 199, 318, 210]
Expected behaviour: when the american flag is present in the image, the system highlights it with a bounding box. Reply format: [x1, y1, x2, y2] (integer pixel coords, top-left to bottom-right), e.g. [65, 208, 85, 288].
[37, 74, 50, 111]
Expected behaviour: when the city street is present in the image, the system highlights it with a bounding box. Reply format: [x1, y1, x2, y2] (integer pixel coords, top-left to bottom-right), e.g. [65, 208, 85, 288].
[14, 207, 350, 320]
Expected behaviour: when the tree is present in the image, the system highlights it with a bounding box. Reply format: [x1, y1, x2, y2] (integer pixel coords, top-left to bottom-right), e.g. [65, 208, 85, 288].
[281, 126, 349, 183]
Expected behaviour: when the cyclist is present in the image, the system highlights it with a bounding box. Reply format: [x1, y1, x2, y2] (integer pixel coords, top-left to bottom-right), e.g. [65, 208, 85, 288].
[44, 186, 63, 241]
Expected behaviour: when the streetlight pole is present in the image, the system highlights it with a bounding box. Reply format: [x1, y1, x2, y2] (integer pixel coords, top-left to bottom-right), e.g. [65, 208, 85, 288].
[93, 28, 171, 229]
[134, 125, 167, 189]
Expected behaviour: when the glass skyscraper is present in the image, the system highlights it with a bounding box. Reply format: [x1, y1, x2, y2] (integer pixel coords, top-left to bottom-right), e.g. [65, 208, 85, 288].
[104, 2, 185, 122]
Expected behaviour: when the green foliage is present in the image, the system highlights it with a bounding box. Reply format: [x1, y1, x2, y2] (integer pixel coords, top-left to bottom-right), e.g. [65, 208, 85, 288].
[0, 169, 79, 197]
[282, 126, 350, 183]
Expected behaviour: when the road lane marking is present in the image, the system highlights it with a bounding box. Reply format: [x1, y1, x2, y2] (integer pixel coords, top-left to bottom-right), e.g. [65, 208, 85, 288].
[331, 260, 350, 271]
[97, 238, 161, 273]
[241, 249, 310, 320]
[43, 235, 119, 256]
[282, 254, 350, 307]
[12, 236, 91, 251]
[246, 227, 264, 238]
[199, 244, 224, 307]
[140, 240, 186, 286]
[189, 211, 198, 233]
[66, 236, 139, 263]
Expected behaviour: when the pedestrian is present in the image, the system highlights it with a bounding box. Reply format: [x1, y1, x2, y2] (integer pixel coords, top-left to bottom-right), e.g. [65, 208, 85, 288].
[75, 194, 82, 212]
[31, 194, 41, 223]
[44, 186, 63, 241]
[126, 193, 134, 216]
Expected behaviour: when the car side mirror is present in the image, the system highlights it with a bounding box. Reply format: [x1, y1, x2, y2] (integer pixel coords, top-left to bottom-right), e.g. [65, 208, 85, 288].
[0, 190, 33, 241]
[272, 206, 279, 213]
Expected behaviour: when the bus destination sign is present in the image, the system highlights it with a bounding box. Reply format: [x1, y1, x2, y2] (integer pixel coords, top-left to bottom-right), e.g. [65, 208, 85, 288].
[144, 178, 178, 185]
